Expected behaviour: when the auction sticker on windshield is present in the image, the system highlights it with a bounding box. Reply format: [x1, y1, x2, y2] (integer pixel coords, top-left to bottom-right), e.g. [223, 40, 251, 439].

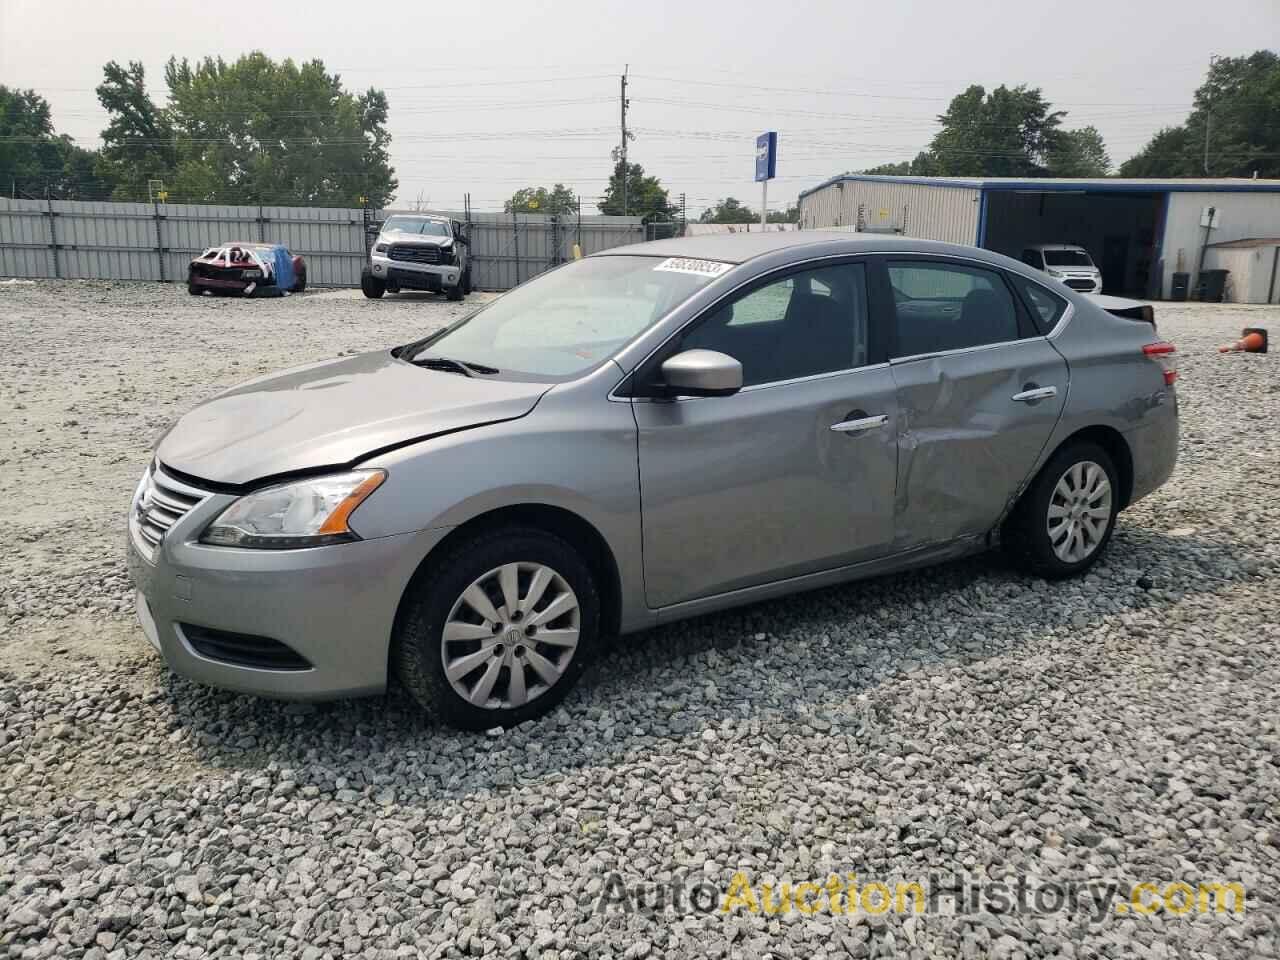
[654, 257, 734, 278]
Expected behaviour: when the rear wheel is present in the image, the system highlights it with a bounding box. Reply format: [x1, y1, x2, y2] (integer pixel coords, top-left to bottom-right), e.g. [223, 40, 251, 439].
[187, 273, 201, 295]
[361, 270, 385, 299]
[394, 527, 599, 730]
[292, 268, 307, 293]
[1003, 441, 1120, 578]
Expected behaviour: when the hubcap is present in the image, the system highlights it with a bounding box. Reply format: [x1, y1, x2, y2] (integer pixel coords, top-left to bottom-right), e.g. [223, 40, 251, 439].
[441, 562, 580, 710]
[1047, 460, 1113, 564]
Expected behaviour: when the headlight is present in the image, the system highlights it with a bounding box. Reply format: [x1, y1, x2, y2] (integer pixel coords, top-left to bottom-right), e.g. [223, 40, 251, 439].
[374, 243, 388, 253]
[200, 470, 386, 549]
[1047, 269, 1064, 278]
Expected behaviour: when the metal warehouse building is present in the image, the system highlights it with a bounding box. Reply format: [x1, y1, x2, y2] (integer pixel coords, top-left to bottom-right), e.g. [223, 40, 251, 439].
[797, 175, 1280, 302]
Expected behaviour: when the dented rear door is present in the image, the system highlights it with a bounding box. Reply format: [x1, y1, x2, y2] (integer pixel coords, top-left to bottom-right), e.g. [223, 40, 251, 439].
[874, 256, 1068, 549]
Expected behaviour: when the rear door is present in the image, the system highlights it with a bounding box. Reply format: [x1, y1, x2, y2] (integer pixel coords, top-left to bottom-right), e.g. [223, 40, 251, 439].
[875, 256, 1068, 549]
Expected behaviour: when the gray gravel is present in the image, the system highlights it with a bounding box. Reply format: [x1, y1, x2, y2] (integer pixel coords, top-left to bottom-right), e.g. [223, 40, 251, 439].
[2, 280, 1279, 959]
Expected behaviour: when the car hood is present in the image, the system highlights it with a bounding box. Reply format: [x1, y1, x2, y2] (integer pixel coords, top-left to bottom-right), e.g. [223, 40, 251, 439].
[157, 351, 551, 486]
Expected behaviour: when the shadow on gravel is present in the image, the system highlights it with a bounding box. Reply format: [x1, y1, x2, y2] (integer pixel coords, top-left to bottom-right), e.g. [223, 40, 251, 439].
[159, 522, 1251, 803]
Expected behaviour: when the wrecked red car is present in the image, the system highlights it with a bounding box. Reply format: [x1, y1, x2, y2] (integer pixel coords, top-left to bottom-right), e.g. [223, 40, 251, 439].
[187, 243, 307, 297]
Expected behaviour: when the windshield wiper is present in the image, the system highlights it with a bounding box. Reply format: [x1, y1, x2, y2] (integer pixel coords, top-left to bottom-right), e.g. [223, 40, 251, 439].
[408, 352, 500, 376]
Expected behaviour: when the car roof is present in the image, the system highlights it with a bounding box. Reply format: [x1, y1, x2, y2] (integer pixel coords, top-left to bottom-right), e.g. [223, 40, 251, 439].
[594, 230, 1003, 266]
[1027, 243, 1087, 251]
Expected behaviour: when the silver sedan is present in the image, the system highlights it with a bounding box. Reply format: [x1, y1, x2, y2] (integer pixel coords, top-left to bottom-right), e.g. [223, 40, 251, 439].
[127, 233, 1179, 729]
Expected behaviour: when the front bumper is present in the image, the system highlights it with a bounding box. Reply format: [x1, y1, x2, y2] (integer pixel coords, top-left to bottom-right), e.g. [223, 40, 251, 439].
[126, 471, 449, 700]
[369, 254, 461, 290]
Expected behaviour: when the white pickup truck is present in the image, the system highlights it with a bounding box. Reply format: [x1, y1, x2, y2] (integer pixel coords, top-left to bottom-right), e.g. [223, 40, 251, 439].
[362, 214, 472, 301]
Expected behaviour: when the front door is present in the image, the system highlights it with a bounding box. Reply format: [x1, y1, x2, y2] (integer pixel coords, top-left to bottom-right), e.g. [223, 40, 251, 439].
[878, 257, 1068, 549]
[632, 260, 900, 608]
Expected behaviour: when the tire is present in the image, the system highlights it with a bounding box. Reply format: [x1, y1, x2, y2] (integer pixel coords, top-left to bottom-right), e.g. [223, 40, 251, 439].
[187, 276, 201, 295]
[361, 271, 385, 299]
[446, 282, 464, 302]
[1003, 441, 1120, 579]
[292, 269, 307, 293]
[461, 266, 473, 295]
[394, 527, 600, 730]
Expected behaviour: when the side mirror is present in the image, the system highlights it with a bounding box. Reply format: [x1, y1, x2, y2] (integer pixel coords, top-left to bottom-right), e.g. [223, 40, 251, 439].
[659, 349, 743, 398]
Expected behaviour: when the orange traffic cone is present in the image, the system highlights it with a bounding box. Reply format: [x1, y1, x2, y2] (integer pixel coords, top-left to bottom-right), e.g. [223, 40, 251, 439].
[1219, 328, 1268, 353]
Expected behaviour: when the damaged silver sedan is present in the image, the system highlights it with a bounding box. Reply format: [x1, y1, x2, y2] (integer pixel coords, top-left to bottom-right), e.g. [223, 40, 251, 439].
[128, 232, 1178, 729]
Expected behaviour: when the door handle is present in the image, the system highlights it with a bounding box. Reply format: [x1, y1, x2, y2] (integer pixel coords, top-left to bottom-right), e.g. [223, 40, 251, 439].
[830, 414, 889, 434]
[1011, 385, 1058, 402]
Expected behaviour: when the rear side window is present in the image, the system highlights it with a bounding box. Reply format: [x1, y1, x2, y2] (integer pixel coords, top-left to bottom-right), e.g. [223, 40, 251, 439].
[886, 261, 1020, 358]
[1010, 275, 1069, 332]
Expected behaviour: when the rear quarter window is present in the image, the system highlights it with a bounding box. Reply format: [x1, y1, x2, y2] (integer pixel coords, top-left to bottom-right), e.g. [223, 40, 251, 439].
[1010, 275, 1069, 334]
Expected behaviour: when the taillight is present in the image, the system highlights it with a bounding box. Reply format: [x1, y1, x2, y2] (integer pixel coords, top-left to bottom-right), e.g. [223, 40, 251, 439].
[1143, 341, 1178, 385]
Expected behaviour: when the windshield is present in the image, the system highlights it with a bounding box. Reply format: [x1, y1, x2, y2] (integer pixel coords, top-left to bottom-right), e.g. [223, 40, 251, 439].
[1043, 249, 1094, 267]
[382, 216, 451, 237]
[407, 255, 729, 379]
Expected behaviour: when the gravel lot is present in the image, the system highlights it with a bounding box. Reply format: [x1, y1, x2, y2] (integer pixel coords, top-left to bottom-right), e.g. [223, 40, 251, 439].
[1, 280, 1278, 959]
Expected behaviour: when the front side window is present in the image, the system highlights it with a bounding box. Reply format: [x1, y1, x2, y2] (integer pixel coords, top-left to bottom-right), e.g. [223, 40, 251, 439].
[407, 255, 724, 379]
[676, 262, 869, 386]
[888, 261, 1020, 358]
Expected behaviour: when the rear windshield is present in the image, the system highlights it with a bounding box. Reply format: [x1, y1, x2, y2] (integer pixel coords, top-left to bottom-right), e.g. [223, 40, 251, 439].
[1043, 249, 1094, 267]
[382, 216, 451, 237]
[406, 255, 729, 379]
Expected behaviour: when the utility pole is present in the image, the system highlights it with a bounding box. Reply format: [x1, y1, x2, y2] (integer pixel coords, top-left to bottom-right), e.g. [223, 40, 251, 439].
[1205, 53, 1218, 176]
[620, 65, 629, 217]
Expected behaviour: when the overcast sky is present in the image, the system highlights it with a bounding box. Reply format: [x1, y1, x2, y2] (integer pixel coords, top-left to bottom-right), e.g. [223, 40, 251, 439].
[2, 0, 1276, 215]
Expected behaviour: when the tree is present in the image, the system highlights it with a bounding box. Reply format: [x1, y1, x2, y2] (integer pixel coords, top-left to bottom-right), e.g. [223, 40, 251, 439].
[0, 86, 108, 198]
[95, 61, 176, 200]
[597, 161, 674, 223]
[1047, 126, 1111, 177]
[699, 197, 758, 224]
[505, 183, 577, 215]
[929, 84, 1065, 177]
[93, 52, 397, 205]
[767, 204, 799, 224]
[1120, 50, 1280, 178]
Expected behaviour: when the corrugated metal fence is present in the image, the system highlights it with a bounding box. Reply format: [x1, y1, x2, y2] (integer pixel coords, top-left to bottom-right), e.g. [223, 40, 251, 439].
[0, 199, 645, 291]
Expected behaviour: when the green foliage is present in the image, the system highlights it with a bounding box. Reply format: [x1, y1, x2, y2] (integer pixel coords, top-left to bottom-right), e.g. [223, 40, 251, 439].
[768, 204, 800, 224]
[597, 161, 674, 223]
[699, 197, 758, 223]
[95, 61, 176, 200]
[0, 85, 107, 198]
[161, 53, 396, 206]
[505, 183, 577, 215]
[862, 86, 1109, 179]
[930, 84, 1065, 176]
[1120, 50, 1280, 178]
[1047, 126, 1111, 177]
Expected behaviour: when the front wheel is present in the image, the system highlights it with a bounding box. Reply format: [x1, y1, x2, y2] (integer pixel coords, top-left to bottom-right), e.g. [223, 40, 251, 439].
[1003, 441, 1120, 579]
[446, 282, 464, 302]
[361, 271, 385, 299]
[187, 274, 201, 295]
[394, 527, 599, 730]
[292, 269, 307, 293]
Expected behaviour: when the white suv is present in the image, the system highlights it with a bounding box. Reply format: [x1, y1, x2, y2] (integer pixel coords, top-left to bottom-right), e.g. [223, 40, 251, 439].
[1020, 244, 1102, 294]
[363, 215, 472, 301]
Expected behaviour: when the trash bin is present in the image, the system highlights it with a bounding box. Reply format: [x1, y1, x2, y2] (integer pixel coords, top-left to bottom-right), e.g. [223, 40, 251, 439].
[1197, 269, 1229, 303]
[1170, 272, 1190, 301]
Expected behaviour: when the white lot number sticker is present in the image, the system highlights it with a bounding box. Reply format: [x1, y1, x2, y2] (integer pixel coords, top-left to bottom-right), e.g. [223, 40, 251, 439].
[654, 257, 733, 278]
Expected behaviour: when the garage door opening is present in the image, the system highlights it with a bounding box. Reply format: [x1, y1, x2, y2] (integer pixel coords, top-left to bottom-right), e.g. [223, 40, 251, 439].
[982, 191, 1164, 298]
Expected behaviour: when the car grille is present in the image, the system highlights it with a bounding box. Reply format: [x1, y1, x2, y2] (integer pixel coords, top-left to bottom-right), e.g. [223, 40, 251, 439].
[388, 244, 444, 264]
[133, 465, 206, 556]
[1065, 278, 1096, 291]
[181, 624, 313, 671]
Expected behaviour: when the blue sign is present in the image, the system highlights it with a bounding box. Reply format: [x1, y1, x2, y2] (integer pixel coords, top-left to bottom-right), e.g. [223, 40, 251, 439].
[754, 131, 777, 182]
